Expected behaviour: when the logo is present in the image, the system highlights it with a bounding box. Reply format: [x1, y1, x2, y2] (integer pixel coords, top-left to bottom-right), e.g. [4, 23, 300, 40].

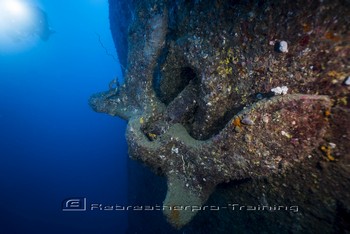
[62, 198, 86, 211]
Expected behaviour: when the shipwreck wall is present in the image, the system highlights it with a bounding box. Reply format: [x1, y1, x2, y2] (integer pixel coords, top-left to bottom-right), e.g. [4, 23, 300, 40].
[108, 0, 174, 232]
[108, 0, 133, 74]
[99, 0, 350, 233]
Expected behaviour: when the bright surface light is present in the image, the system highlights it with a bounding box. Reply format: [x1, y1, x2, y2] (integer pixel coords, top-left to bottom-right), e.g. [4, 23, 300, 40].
[0, 0, 33, 32]
[4, 0, 29, 16]
[0, 0, 38, 52]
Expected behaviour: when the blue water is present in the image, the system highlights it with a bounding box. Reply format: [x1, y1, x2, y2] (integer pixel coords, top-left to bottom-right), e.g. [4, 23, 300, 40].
[0, 1, 127, 233]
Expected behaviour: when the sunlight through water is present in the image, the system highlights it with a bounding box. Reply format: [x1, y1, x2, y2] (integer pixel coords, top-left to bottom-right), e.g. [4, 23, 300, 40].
[0, 0, 40, 52]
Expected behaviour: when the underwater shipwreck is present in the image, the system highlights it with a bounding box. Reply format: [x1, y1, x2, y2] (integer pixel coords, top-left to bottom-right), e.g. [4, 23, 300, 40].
[90, 0, 350, 232]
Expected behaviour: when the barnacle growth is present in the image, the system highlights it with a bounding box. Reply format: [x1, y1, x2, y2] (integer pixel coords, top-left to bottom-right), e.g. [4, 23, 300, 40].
[91, 0, 349, 231]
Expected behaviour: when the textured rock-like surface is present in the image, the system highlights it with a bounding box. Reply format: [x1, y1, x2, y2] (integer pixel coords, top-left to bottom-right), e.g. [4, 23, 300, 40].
[92, 0, 350, 232]
[92, 90, 330, 227]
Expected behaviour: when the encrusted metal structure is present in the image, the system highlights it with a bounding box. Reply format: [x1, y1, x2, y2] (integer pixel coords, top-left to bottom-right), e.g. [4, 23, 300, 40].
[91, 0, 350, 231]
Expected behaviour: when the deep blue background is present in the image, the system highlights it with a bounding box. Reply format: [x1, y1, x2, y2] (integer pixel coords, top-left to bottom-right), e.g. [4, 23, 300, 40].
[0, 0, 128, 233]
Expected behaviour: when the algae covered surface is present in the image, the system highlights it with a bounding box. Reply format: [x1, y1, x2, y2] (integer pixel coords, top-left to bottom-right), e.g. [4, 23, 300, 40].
[91, 0, 350, 232]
